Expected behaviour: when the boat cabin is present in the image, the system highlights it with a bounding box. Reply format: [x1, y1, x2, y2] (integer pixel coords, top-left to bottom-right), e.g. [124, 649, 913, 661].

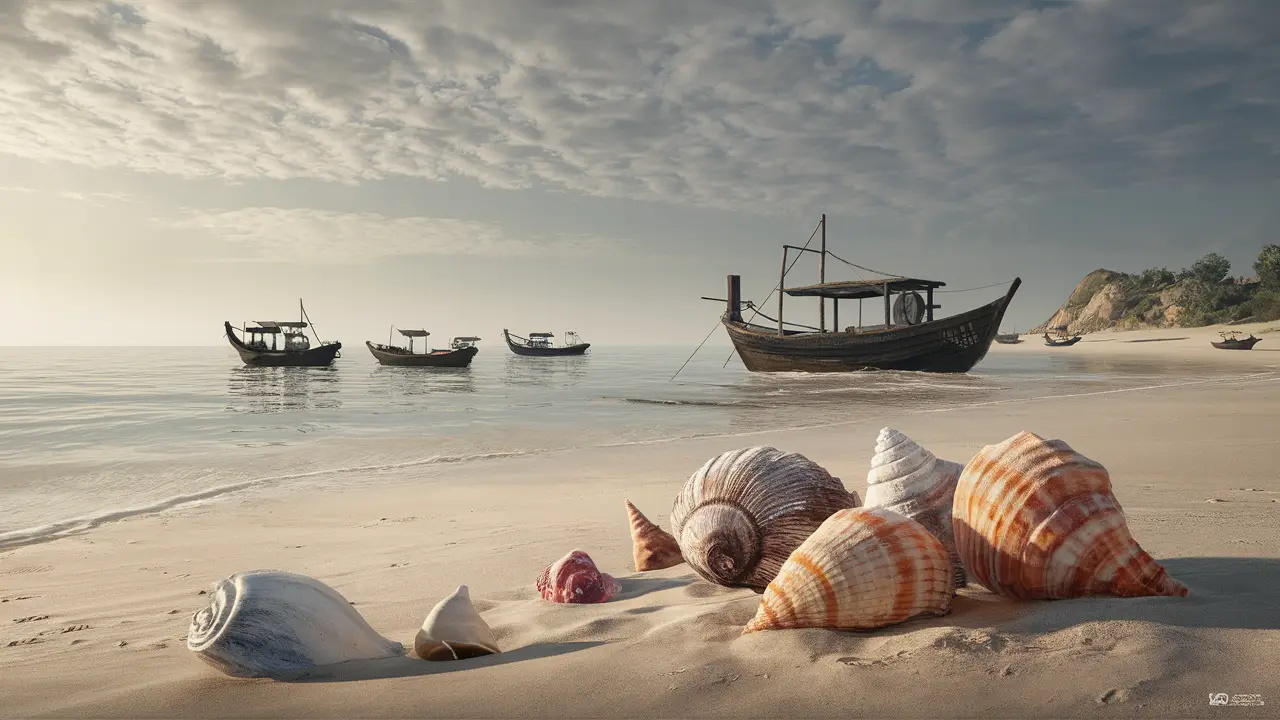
[782, 277, 945, 335]
[451, 336, 481, 350]
[527, 332, 554, 348]
[244, 320, 310, 351]
[396, 329, 430, 354]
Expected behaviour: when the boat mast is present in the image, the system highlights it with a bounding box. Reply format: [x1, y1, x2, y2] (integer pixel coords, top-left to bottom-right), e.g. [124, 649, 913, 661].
[818, 213, 826, 333]
[778, 247, 786, 337]
[300, 298, 324, 345]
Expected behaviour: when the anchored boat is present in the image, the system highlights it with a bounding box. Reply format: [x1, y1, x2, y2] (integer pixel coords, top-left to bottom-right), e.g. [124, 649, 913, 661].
[366, 329, 480, 367]
[502, 330, 590, 357]
[224, 299, 341, 367]
[710, 214, 1021, 373]
[1211, 331, 1261, 350]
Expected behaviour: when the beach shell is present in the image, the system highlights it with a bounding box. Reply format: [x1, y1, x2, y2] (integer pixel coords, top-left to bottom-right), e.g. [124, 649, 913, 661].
[537, 550, 622, 604]
[863, 428, 967, 589]
[671, 446, 862, 593]
[952, 431, 1189, 600]
[414, 585, 500, 661]
[626, 499, 684, 571]
[187, 570, 403, 678]
[744, 507, 954, 633]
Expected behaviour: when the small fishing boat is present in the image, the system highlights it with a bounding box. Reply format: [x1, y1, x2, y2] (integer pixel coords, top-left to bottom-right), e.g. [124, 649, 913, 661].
[502, 330, 591, 357]
[224, 300, 341, 367]
[1044, 332, 1082, 347]
[994, 331, 1023, 345]
[366, 329, 480, 367]
[1211, 331, 1262, 350]
[706, 214, 1021, 373]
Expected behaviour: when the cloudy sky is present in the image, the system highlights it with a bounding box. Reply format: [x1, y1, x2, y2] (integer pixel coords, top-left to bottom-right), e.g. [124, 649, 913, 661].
[2, 0, 1278, 347]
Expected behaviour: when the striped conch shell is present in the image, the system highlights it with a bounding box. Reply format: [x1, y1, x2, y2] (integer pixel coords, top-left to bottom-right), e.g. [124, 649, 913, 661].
[187, 570, 403, 678]
[952, 431, 1189, 599]
[414, 585, 500, 661]
[671, 446, 862, 593]
[743, 507, 954, 633]
[625, 499, 684, 571]
[863, 428, 967, 589]
[537, 550, 622, 603]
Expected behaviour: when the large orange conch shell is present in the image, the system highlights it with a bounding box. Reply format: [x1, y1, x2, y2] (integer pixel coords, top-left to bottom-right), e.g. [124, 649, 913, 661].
[625, 500, 684, 571]
[743, 507, 954, 633]
[952, 431, 1189, 600]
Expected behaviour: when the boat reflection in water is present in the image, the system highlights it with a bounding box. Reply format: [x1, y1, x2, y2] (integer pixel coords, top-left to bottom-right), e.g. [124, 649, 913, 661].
[501, 354, 589, 390]
[368, 365, 476, 404]
[226, 365, 342, 414]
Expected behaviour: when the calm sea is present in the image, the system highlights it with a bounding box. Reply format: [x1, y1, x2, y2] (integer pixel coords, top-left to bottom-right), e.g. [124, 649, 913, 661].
[0, 344, 1251, 548]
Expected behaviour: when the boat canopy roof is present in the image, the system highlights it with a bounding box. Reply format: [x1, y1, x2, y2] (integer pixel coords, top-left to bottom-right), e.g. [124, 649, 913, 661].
[454, 336, 481, 342]
[784, 277, 946, 300]
[255, 320, 308, 329]
[529, 332, 554, 338]
[399, 329, 430, 338]
[245, 325, 282, 334]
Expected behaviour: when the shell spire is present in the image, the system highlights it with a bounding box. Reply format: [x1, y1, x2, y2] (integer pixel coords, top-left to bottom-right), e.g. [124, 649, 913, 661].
[625, 500, 684, 572]
[952, 431, 1189, 600]
[537, 550, 622, 604]
[671, 446, 861, 593]
[862, 428, 967, 589]
[744, 507, 954, 633]
[414, 585, 500, 661]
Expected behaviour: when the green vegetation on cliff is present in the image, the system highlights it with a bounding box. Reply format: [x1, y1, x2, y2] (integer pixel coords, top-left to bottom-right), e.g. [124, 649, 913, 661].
[1031, 245, 1280, 334]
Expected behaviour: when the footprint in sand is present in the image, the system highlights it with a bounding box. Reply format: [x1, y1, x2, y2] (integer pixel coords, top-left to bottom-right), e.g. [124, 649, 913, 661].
[1, 596, 39, 603]
[59, 625, 90, 634]
[6, 637, 42, 647]
[13, 615, 50, 623]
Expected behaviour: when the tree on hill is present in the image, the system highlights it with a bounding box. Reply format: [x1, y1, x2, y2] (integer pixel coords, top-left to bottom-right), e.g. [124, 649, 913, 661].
[1188, 252, 1231, 285]
[1256, 244, 1280, 289]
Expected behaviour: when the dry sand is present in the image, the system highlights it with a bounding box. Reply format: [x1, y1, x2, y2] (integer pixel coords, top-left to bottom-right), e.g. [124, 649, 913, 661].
[2, 324, 1278, 718]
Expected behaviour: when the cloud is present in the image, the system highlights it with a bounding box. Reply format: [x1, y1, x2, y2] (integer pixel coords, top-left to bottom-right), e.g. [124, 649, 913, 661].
[162, 206, 617, 263]
[0, 0, 1276, 213]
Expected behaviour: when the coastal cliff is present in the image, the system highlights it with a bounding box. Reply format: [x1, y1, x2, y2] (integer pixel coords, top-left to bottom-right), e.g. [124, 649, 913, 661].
[1029, 269, 1192, 335]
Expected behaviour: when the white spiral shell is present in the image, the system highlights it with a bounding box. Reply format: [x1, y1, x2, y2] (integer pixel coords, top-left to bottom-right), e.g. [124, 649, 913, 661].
[415, 585, 500, 661]
[862, 428, 967, 588]
[187, 570, 403, 678]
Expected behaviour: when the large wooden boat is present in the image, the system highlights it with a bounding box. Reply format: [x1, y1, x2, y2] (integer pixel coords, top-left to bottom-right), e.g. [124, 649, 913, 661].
[712, 215, 1021, 373]
[1211, 331, 1261, 350]
[366, 329, 480, 367]
[502, 330, 591, 357]
[224, 300, 341, 367]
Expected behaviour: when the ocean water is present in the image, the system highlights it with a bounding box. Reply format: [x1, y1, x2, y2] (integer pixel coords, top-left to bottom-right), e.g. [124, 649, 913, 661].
[0, 343, 1253, 548]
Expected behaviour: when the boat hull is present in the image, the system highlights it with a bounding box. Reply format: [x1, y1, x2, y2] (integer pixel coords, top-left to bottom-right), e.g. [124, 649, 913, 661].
[502, 331, 590, 357]
[1044, 336, 1082, 347]
[724, 279, 1020, 373]
[225, 322, 341, 367]
[1211, 337, 1261, 350]
[366, 341, 478, 367]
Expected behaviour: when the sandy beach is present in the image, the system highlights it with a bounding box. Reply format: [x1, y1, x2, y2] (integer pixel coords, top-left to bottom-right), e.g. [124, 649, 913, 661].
[2, 324, 1278, 719]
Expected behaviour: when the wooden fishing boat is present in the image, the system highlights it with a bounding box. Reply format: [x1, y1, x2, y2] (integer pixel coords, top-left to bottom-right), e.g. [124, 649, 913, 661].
[224, 300, 341, 367]
[994, 332, 1023, 345]
[1211, 331, 1262, 350]
[366, 329, 480, 367]
[502, 330, 590, 357]
[709, 214, 1021, 373]
[1043, 332, 1082, 347]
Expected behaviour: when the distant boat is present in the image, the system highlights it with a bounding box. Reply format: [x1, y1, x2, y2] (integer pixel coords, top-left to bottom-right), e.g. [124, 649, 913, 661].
[366, 328, 480, 367]
[708, 214, 1021, 372]
[502, 330, 591, 357]
[224, 299, 341, 367]
[1043, 332, 1082, 347]
[1211, 331, 1261, 350]
[994, 330, 1023, 344]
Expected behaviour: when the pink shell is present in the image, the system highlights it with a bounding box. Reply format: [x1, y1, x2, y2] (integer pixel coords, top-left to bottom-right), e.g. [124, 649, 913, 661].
[536, 550, 622, 604]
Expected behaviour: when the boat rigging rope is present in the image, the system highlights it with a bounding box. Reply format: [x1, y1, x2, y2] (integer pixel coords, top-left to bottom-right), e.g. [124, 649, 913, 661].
[935, 280, 1012, 293]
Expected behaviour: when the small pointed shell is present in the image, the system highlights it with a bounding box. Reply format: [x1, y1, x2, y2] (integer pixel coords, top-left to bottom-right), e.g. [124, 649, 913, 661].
[952, 431, 1189, 600]
[414, 585, 500, 661]
[671, 446, 861, 593]
[862, 428, 967, 588]
[744, 507, 953, 633]
[537, 550, 622, 603]
[187, 570, 403, 678]
[626, 499, 684, 571]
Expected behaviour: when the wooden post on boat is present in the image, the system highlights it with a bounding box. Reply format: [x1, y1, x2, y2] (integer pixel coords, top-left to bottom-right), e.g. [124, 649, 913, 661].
[884, 282, 891, 328]
[833, 299, 839, 332]
[726, 275, 742, 322]
[818, 213, 826, 332]
[778, 247, 787, 336]
[926, 287, 935, 322]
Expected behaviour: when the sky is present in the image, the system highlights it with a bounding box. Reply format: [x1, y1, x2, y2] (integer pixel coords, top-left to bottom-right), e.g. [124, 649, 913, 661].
[1, 0, 1278, 347]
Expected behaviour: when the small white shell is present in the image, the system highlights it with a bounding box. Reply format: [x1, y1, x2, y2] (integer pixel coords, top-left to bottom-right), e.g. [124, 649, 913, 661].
[415, 585, 500, 661]
[863, 428, 967, 588]
[187, 570, 403, 678]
